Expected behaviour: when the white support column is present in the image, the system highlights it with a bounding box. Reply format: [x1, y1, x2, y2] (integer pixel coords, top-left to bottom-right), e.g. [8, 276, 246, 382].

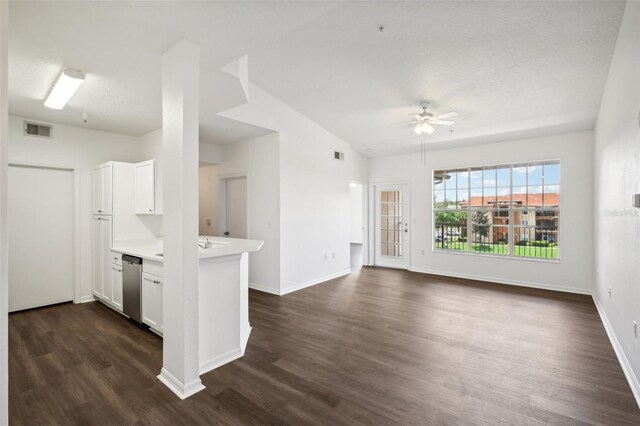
[157, 39, 204, 399]
[0, 1, 9, 423]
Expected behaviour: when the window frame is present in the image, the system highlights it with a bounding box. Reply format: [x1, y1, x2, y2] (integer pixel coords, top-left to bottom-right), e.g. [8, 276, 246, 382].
[432, 160, 560, 262]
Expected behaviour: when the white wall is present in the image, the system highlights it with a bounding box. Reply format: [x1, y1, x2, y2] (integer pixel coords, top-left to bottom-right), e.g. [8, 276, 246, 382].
[7, 115, 147, 300]
[199, 163, 219, 236]
[140, 126, 282, 293]
[198, 134, 281, 294]
[350, 184, 363, 244]
[0, 2, 8, 421]
[593, 1, 640, 403]
[139, 128, 225, 237]
[369, 131, 594, 294]
[219, 83, 368, 293]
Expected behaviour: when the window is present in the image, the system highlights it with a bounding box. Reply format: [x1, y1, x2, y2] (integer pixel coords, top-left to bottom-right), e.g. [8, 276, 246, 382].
[433, 160, 559, 260]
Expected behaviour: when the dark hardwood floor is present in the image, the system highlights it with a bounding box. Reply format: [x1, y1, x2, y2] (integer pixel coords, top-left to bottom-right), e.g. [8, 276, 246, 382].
[9, 268, 640, 425]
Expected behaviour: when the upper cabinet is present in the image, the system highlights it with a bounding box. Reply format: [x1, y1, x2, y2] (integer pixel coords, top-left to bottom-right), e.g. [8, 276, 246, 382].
[92, 162, 113, 215]
[134, 159, 162, 215]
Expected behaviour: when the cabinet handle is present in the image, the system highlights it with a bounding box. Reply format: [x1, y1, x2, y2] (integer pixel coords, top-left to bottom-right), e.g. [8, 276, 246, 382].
[98, 210, 102, 213]
[149, 209, 153, 212]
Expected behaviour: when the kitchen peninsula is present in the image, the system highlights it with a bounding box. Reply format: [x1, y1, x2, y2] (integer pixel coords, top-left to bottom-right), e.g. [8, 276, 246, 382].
[111, 236, 263, 374]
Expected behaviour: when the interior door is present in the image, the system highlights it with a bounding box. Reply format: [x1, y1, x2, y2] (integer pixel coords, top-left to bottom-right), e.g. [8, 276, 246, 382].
[9, 165, 74, 312]
[225, 176, 247, 238]
[374, 184, 409, 269]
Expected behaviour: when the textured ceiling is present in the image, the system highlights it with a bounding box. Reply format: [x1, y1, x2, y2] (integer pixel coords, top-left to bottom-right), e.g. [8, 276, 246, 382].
[248, 1, 625, 155]
[8, 1, 625, 152]
[8, 0, 339, 143]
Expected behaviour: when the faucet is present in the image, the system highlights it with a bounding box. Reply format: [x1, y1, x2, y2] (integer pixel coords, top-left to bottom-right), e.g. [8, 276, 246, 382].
[199, 237, 213, 249]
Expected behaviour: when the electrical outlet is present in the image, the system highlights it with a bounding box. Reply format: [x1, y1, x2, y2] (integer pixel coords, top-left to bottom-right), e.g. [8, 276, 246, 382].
[332, 252, 335, 259]
[421, 249, 425, 255]
[608, 288, 612, 299]
[634, 321, 637, 339]
[324, 254, 328, 261]
[206, 218, 211, 227]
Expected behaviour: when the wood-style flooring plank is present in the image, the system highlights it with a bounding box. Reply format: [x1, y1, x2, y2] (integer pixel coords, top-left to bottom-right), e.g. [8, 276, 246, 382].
[9, 267, 640, 425]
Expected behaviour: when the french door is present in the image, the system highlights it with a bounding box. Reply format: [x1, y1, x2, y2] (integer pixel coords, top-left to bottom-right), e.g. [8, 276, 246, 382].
[374, 184, 409, 269]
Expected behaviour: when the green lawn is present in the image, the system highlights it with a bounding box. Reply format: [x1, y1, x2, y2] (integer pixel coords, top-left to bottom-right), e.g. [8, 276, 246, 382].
[436, 241, 558, 259]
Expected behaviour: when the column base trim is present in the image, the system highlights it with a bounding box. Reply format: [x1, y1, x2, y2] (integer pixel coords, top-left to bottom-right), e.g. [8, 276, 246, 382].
[157, 368, 205, 400]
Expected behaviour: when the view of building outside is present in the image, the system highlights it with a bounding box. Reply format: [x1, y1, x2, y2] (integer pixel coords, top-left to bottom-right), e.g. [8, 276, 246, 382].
[433, 161, 559, 259]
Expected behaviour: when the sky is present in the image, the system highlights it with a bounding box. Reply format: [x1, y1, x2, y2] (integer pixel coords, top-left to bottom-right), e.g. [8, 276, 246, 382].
[434, 161, 560, 205]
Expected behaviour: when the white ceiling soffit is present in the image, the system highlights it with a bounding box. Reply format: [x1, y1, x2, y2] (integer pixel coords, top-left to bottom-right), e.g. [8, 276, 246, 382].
[247, 1, 626, 156]
[8, 0, 339, 144]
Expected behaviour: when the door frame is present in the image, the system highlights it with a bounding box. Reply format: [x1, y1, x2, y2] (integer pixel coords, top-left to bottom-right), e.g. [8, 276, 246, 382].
[349, 180, 369, 266]
[369, 181, 411, 269]
[218, 172, 248, 238]
[8, 161, 81, 304]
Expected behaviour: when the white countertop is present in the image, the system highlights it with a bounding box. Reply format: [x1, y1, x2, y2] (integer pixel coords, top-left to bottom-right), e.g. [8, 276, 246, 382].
[112, 236, 263, 263]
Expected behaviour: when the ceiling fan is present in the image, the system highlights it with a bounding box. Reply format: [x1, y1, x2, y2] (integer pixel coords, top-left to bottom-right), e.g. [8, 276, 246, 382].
[409, 102, 458, 135]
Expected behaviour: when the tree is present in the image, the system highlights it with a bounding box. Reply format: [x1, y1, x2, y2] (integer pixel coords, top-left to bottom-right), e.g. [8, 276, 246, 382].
[472, 210, 490, 241]
[434, 201, 466, 225]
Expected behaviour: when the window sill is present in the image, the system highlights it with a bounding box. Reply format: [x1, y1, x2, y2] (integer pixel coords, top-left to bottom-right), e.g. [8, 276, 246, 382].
[432, 249, 561, 264]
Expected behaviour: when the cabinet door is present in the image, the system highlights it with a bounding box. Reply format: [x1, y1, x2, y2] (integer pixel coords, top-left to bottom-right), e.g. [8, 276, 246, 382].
[142, 273, 162, 330]
[101, 217, 113, 302]
[101, 163, 113, 215]
[92, 167, 103, 214]
[92, 217, 103, 297]
[111, 264, 123, 311]
[134, 160, 155, 214]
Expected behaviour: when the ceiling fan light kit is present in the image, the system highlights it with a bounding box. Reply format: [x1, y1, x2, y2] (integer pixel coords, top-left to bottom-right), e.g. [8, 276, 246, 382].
[409, 101, 458, 135]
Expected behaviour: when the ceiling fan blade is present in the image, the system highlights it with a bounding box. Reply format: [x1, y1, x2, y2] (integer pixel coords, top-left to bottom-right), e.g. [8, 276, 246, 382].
[434, 111, 458, 120]
[423, 123, 435, 134]
[430, 120, 454, 125]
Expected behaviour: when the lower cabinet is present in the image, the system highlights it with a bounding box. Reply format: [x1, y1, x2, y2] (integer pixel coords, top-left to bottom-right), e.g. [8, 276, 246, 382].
[111, 263, 123, 311]
[142, 272, 163, 332]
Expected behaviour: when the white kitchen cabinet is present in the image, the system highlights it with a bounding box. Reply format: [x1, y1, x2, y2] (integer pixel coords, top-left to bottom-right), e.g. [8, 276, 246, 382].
[111, 263, 123, 311]
[134, 159, 156, 214]
[92, 167, 102, 215]
[92, 162, 113, 215]
[142, 272, 163, 332]
[92, 217, 102, 298]
[92, 215, 112, 302]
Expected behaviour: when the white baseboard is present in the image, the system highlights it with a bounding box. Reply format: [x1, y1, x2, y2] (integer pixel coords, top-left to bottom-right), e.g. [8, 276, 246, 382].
[280, 269, 351, 296]
[408, 267, 592, 295]
[249, 283, 280, 295]
[241, 325, 252, 354]
[157, 368, 205, 400]
[77, 295, 96, 304]
[200, 347, 243, 375]
[592, 295, 640, 408]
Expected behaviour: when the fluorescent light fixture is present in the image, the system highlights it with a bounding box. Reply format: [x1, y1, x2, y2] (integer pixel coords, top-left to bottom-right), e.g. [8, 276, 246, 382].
[44, 68, 85, 109]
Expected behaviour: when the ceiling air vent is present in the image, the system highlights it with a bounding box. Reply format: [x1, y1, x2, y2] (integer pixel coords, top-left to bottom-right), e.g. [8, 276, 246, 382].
[334, 151, 345, 161]
[23, 121, 52, 139]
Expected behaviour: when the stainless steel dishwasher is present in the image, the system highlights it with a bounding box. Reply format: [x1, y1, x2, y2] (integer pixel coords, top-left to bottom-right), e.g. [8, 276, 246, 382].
[122, 254, 142, 323]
